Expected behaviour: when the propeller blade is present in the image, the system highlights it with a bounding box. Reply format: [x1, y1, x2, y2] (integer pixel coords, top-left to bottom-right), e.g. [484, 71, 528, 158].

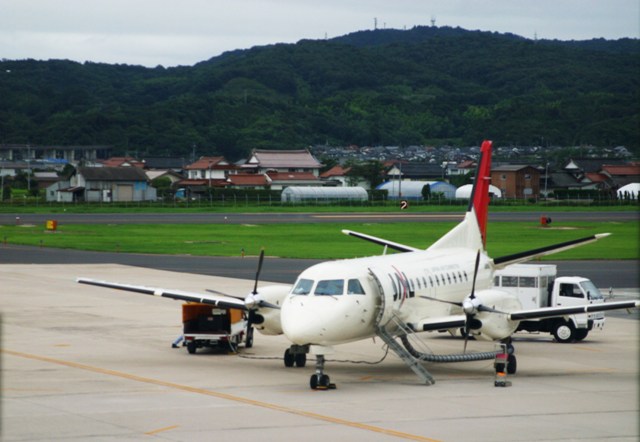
[469, 250, 481, 300]
[477, 305, 507, 314]
[463, 317, 471, 353]
[419, 295, 462, 307]
[258, 300, 281, 310]
[252, 249, 265, 295]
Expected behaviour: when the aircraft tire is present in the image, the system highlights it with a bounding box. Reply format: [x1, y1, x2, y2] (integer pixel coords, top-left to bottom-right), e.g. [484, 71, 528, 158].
[284, 348, 295, 367]
[295, 353, 306, 367]
[310, 374, 319, 389]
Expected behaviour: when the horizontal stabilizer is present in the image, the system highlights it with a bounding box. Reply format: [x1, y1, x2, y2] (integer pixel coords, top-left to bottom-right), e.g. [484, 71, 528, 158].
[341, 229, 420, 253]
[509, 300, 640, 321]
[77, 277, 247, 310]
[493, 233, 610, 268]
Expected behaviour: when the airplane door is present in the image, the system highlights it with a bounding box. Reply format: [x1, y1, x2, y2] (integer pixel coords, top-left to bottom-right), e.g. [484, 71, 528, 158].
[368, 266, 405, 329]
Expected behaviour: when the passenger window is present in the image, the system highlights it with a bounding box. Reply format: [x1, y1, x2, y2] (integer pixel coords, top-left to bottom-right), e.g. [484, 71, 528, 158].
[429, 276, 434, 287]
[494, 276, 500, 286]
[292, 278, 314, 295]
[347, 279, 365, 295]
[453, 273, 457, 283]
[315, 279, 344, 296]
[502, 276, 518, 287]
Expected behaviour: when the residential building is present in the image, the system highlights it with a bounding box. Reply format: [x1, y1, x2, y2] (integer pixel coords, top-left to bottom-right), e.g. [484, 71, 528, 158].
[47, 167, 156, 203]
[242, 149, 323, 176]
[491, 165, 540, 199]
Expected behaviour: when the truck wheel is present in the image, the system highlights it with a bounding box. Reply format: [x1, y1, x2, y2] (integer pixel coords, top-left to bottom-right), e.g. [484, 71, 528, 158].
[553, 321, 575, 343]
[574, 329, 589, 341]
[187, 341, 197, 354]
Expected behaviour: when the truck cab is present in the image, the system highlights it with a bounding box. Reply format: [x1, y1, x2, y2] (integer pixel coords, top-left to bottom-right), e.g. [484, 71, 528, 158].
[493, 264, 605, 343]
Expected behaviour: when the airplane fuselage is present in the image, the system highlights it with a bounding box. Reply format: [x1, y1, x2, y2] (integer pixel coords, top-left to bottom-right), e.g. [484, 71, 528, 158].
[281, 247, 494, 346]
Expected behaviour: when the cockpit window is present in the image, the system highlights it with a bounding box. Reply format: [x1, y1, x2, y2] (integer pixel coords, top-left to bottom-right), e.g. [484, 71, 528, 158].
[347, 279, 365, 295]
[314, 279, 344, 296]
[292, 278, 313, 295]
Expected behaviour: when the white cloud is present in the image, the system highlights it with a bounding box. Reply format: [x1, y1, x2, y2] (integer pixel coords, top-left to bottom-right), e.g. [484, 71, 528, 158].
[1, 0, 638, 67]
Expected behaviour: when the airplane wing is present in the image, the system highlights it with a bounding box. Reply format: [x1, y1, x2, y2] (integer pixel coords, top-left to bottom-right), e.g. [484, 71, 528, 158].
[508, 299, 640, 321]
[76, 277, 247, 310]
[342, 229, 420, 253]
[492, 233, 610, 269]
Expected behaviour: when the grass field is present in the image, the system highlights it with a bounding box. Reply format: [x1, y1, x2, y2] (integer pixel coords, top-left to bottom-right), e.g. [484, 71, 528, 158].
[1, 220, 637, 260]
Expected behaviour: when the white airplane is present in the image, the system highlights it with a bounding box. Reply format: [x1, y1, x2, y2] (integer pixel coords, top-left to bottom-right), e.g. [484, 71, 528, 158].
[78, 140, 639, 390]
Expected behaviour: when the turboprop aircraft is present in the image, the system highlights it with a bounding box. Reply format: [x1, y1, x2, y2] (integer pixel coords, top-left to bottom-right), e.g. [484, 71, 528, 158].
[78, 140, 639, 390]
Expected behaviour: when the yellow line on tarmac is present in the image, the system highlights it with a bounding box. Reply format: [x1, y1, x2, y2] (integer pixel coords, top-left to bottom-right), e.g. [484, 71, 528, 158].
[2, 349, 440, 442]
[145, 425, 179, 435]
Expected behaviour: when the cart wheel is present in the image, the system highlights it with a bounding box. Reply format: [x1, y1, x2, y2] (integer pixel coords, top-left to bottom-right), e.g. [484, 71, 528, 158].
[186, 341, 197, 354]
[245, 327, 254, 348]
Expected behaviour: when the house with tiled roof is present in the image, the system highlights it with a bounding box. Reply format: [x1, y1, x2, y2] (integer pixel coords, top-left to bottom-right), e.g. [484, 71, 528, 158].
[100, 157, 145, 168]
[320, 165, 352, 186]
[265, 171, 320, 190]
[226, 173, 271, 189]
[599, 163, 640, 187]
[242, 149, 323, 176]
[178, 156, 237, 193]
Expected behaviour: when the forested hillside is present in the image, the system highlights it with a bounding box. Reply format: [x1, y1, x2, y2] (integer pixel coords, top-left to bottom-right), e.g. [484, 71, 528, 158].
[1, 26, 638, 160]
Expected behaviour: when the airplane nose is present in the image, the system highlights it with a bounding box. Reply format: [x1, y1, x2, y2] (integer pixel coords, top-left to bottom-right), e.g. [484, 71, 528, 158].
[281, 295, 371, 346]
[281, 296, 331, 344]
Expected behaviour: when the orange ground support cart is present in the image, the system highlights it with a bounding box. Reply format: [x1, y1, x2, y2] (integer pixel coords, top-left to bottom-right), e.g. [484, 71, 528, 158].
[182, 303, 253, 354]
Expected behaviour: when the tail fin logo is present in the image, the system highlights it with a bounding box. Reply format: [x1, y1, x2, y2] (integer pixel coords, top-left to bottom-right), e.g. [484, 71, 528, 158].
[469, 140, 493, 248]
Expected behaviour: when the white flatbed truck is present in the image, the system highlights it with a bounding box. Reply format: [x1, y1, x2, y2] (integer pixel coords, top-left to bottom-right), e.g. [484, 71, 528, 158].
[493, 264, 605, 343]
[182, 303, 253, 353]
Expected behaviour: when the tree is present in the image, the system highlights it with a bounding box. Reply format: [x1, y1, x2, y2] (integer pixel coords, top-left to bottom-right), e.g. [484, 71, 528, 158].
[421, 183, 431, 200]
[347, 160, 385, 189]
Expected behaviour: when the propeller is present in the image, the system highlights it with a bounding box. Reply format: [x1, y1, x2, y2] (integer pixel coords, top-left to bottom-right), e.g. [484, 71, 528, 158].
[206, 249, 280, 311]
[420, 250, 505, 352]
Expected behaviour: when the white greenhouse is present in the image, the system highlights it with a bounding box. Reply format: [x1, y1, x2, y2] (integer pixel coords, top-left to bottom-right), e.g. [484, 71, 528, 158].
[376, 181, 456, 200]
[281, 186, 368, 203]
[617, 183, 639, 199]
[455, 184, 503, 199]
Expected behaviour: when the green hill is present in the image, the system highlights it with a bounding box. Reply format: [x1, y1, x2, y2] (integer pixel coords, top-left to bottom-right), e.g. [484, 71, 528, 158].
[1, 26, 638, 160]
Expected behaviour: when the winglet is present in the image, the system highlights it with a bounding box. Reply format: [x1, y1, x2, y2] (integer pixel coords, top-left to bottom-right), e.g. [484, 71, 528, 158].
[468, 140, 493, 248]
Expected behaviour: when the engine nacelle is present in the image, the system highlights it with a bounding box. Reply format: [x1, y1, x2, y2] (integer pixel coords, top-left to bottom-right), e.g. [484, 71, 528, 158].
[253, 284, 292, 335]
[469, 289, 522, 341]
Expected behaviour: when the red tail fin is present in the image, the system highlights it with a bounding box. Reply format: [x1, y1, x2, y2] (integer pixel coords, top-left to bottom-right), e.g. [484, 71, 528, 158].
[469, 140, 493, 248]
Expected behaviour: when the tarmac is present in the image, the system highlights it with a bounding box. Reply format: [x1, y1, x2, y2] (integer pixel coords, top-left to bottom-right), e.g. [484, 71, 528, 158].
[2, 264, 638, 441]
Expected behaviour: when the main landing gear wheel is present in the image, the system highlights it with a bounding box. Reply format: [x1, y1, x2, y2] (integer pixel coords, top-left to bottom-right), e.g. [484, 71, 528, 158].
[284, 348, 307, 367]
[245, 327, 254, 348]
[507, 354, 517, 374]
[553, 321, 576, 343]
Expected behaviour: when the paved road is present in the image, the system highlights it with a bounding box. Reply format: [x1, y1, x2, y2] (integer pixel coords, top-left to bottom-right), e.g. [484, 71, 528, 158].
[2, 210, 638, 225]
[3, 264, 638, 441]
[1, 243, 637, 289]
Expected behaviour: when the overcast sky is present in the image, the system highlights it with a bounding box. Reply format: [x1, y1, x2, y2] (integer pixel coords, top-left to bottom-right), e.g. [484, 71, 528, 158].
[2, 0, 639, 67]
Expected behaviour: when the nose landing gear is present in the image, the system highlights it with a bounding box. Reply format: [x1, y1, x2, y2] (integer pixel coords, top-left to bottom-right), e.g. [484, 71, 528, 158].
[310, 354, 336, 390]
